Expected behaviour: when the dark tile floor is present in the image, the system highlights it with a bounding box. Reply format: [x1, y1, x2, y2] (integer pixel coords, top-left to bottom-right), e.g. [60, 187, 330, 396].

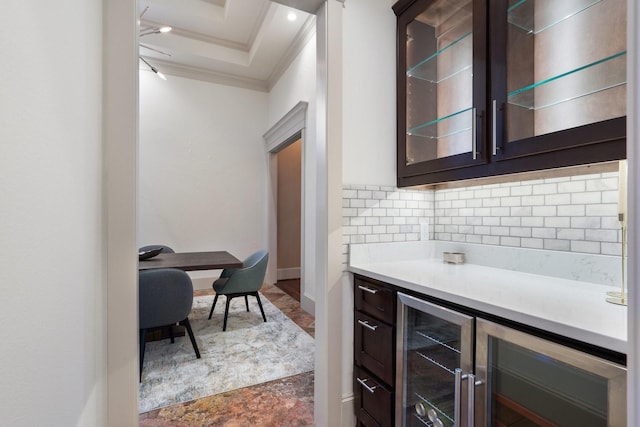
[140, 283, 315, 427]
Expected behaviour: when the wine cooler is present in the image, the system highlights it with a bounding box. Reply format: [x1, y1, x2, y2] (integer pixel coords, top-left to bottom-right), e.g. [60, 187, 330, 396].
[396, 292, 627, 427]
[396, 292, 475, 427]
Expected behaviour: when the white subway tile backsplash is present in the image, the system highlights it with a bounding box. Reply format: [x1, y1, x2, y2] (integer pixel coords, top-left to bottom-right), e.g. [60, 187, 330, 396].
[571, 240, 601, 254]
[544, 239, 571, 251]
[585, 204, 617, 216]
[545, 217, 571, 228]
[521, 238, 544, 249]
[586, 177, 617, 191]
[571, 192, 601, 204]
[500, 236, 521, 247]
[522, 195, 545, 206]
[585, 229, 619, 243]
[557, 205, 585, 216]
[511, 185, 533, 196]
[558, 181, 585, 193]
[601, 217, 622, 229]
[365, 217, 380, 226]
[510, 206, 532, 217]
[601, 242, 623, 256]
[501, 217, 521, 227]
[491, 187, 511, 197]
[557, 228, 585, 241]
[482, 235, 500, 245]
[521, 217, 544, 227]
[466, 234, 482, 244]
[545, 194, 571, 205]
[533, 183, 557, 195]
[510, 227, 532, 238]
[342, 170, 623, 270]
[501, 196, 521, 207]
[483, 217, 500, 226]
[532, 228, 556, 239]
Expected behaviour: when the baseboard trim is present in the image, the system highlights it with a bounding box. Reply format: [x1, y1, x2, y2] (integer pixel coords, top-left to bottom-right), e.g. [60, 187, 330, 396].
[300, 294, 315, 315]
[191, 276, 215, 291]
[342, 394, 355, 427]
[277, 267, 301, 280]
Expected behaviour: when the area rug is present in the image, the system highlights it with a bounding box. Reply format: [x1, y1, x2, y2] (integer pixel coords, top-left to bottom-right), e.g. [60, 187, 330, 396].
[138, 293, 315, 413]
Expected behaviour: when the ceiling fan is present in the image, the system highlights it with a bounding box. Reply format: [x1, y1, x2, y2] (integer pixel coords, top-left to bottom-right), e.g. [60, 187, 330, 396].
[139, 6, 172, 80]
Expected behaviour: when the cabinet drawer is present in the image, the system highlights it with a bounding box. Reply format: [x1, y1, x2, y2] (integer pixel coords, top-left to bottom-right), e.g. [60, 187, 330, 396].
[355, 311, 394, 385]
[355, 366, 393, 427]
[355, 276, 396, 324]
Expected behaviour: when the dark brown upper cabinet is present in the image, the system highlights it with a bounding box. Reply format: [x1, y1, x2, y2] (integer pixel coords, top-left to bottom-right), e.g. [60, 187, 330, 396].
[394, 0, 627, 187]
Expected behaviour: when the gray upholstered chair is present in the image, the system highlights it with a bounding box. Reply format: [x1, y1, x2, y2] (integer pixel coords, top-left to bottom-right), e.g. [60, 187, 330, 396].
[207, 250, 269, 331]
[139, 268, 200, 380]
[139, 244, 175, 254]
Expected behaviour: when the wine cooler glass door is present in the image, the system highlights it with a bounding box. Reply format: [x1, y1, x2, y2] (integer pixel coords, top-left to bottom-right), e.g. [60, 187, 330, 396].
[396, 293, 474, 427]
[475, 318, 626, 427]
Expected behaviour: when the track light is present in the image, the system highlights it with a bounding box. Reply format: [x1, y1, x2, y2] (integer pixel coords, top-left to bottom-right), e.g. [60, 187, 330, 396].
[138, 6, 171, 79]
[139, 56, 167, 80]
[139, 26, 173, 37]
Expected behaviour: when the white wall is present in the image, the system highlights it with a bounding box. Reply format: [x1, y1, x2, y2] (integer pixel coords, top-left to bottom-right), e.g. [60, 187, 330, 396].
[0, 1, 106, 426]
[339, 0, 398, 420]
[342, 0, 397, 187]
[138, 72, 270, 287]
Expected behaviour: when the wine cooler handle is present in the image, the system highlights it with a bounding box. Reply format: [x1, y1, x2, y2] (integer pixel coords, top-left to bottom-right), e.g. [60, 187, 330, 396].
[468, 373, 476, 427]
[356, 377, 377, 394]
[454, 368, 462, 427]
[357, 319, 378, 331]
[358, 285, 378, 294]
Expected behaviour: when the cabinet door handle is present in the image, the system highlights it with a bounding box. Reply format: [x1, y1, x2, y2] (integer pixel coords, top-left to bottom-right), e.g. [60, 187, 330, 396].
[472, 107, 478, 160]
[358, 319, 378, 331]
[492, 99, 498, 156]
[358, 285, 378, 294]
[356, 377, 377, 394]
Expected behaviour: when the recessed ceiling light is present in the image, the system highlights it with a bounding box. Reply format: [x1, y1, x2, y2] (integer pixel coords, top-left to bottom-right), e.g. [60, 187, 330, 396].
[287, 12, 297, 22]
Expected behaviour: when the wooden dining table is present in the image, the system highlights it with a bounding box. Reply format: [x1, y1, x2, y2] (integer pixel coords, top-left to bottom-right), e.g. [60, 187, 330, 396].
[138, 250, 243, 271]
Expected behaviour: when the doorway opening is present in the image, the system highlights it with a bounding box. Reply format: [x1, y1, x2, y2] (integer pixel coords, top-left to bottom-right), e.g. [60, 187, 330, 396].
[264, 101, 313, 314]
[275, 138, 302, 301]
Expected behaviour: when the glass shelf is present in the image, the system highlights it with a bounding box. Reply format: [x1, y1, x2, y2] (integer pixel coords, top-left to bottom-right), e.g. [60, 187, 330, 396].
[407, 32, 472, 83]
[407, 107, 472, 139]
[508, 0, 601, 34]
[507, 51, 626, 110]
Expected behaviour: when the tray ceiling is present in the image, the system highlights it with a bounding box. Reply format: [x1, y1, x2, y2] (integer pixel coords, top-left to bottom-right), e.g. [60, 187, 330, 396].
[139, 0, 316, 91]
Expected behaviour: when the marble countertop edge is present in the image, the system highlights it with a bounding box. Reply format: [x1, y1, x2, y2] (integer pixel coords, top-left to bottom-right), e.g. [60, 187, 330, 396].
[349, 260, 628, 355]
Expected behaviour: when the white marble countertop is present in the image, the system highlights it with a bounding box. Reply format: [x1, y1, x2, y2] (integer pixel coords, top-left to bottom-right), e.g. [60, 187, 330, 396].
[349, 242, 628, 354]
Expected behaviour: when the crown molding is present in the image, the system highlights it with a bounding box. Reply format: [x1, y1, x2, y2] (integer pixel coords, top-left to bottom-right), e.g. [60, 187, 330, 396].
[141, 19, 248, 51]
[141, 56, 269, 92]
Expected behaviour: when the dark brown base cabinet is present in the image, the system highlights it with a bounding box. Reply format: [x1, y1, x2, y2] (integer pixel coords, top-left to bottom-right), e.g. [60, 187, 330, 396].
[354, 276, 397, 427]
[353, 274, 627, 427]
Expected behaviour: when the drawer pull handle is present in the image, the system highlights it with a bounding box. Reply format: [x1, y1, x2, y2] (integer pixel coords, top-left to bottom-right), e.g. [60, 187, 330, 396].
[356, 377, 377, 394]
[358, 285, 378, 294]
[358, 319, 378, 331]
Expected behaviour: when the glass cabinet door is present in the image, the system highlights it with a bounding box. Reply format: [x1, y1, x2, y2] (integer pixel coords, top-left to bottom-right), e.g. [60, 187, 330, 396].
[396, 293, 474, 427]
[397, 0, 487, 178]
[476, 319, 626, 427]
[492, 0, 626, 159]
